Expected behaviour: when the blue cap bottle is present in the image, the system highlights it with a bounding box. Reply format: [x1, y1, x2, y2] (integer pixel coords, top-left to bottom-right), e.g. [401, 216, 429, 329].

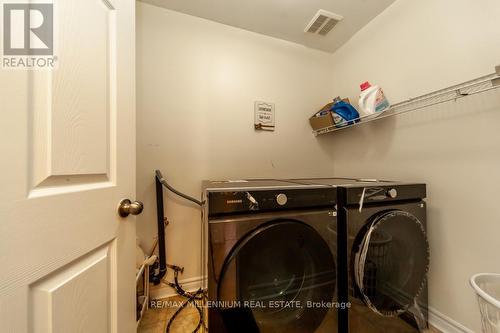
[331, 97, 360, 127]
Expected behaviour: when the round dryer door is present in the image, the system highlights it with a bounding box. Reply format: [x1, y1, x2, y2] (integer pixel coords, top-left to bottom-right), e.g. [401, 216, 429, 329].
[352, 210, 429, 317]
[217, 220, 336, 333]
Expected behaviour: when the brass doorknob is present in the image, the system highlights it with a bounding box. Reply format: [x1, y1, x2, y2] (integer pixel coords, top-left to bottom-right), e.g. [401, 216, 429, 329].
[118, 199, 144, 217]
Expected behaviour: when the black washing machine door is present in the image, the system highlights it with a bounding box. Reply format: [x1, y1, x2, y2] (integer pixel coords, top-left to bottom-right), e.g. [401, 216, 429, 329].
[217, 219, 336, 333]
[352, 210, 429, 317]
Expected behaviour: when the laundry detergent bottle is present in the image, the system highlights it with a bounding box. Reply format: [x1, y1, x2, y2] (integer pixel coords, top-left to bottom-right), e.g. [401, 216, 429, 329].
[358, 81, 390, 117]
[331, 97, 360, 127]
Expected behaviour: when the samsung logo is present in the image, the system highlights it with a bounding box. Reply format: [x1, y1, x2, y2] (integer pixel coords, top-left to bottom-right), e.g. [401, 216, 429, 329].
[226, 199, 243, 204]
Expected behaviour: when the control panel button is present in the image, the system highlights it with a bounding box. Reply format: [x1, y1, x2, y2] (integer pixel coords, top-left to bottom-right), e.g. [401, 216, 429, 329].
[276, 193, 288, 206]
[387, 188, 398, 199]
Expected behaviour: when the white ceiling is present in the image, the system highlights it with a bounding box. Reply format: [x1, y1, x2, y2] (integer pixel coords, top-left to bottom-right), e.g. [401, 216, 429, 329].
[139, 0, 397, 53]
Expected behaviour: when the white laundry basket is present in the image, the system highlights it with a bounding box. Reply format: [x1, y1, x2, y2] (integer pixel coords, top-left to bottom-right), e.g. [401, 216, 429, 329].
[470, 273, 500, 333]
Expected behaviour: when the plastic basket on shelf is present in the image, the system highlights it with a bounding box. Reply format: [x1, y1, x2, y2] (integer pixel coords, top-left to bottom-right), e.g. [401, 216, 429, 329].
[470, 273, 500, 333]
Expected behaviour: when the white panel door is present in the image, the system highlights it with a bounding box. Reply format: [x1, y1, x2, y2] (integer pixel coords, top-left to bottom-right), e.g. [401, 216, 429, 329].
[0, 0, 136, 332]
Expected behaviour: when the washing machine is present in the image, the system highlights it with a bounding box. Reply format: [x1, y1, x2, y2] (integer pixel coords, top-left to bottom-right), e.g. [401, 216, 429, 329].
[299, 178, 430, 333]
[204, 180, 343, 333]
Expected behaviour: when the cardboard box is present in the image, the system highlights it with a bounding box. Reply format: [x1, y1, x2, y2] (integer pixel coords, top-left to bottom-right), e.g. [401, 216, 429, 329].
[309, 98, 351, 131]
[309, 107, 334, 131]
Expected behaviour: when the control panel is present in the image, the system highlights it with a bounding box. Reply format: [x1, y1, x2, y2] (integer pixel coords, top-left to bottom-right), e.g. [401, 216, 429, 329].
[345, 184, 426, 206]
[207, 187, 336, 216]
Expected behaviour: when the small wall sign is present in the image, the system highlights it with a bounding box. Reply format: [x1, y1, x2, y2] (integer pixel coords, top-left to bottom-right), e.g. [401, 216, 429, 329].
[254, 101, 275, 131]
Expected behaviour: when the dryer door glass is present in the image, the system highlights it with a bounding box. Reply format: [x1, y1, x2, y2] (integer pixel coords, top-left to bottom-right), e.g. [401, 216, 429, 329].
[353, 210, 429, 317]
[217, 220, 336, 333]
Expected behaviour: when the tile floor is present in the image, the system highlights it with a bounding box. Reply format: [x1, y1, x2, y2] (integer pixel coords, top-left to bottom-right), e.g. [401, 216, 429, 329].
[137, 295, 441, 333]
[138, 295, 206, 333]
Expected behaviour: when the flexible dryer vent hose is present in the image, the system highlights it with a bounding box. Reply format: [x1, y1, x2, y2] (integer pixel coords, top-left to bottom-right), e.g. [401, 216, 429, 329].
[152, 170, 207, 332]
[155, 170, 205, 207]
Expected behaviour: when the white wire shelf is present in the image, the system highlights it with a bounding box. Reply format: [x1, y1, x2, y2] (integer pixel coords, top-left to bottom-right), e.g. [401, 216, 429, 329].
[313, 65, 500, 136]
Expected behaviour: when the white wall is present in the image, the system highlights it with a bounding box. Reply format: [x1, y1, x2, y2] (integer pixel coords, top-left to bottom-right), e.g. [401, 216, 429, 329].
[136, 2, 335, 285]
[327, 0, 500, 331]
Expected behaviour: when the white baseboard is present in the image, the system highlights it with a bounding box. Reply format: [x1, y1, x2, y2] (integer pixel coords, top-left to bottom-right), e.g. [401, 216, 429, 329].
[428, 307, 474, 333]
[150, 276, 206, 300]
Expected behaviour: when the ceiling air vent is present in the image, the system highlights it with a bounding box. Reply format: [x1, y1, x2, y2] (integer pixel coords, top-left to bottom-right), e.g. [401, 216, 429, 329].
[305, 10, 343, 36]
